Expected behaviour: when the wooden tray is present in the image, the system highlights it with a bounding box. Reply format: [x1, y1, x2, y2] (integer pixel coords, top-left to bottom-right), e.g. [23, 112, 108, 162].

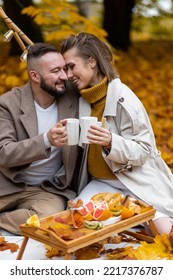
[17, 201, 156, 260]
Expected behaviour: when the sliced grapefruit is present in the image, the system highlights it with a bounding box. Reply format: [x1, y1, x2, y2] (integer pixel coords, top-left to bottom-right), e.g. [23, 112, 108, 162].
[84, 200, 95, 213]
[78, 206, 94, 221]
[93, 207, 113, 221]
[78, 206, 88, 216]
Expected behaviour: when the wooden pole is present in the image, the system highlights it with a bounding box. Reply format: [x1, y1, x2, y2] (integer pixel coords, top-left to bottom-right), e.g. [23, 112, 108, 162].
[16, 237, 29, 260]
[102, 117, 106, 128]
[13, 32, 26, 51]
[0, 6, 34, 48]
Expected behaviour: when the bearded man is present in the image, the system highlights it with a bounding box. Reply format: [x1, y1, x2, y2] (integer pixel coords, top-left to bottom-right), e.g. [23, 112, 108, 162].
[0, 43, 79, 234]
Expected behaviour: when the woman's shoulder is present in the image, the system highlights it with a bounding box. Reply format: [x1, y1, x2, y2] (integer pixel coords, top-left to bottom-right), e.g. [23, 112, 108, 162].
[108, 78, 141, 104]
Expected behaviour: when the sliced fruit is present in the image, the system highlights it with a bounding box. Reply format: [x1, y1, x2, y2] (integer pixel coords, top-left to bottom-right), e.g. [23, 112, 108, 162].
[84, 220, 103, 230]
[78, 206, 89, 216]
[67, 198, 83, 209]
[109, 192, 125, 204]
[84, 212, 94, 221]
[26, 214, 40, 227]
[84, 200, 95, 213]
[78, 201, 95, 221]
[110, 209, 122, 216]
[93, 208, 113, 221]
[91, 192, 125, 205]
[70, 209, 84, 228]
[109, 204, 123, 212]
[121, 206, 134, 220]
[98, 200, 109, 210]
[128, 203, 142, 214]
[78, 206, 94, 221]
[91, 192, 110, 204]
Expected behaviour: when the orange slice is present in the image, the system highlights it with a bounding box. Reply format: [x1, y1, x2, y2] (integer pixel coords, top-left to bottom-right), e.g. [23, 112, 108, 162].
[26, 214, 40, 227]
[84, 212, 94, 221]
[121, 206, 134, 220]
[93, 208, 113, 221]
[70, 209, 84, 228]
[78, 206, 94, 221]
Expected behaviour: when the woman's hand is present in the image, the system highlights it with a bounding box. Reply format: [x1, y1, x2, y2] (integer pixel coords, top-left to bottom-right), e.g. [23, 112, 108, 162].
[87, 125, 112, 148]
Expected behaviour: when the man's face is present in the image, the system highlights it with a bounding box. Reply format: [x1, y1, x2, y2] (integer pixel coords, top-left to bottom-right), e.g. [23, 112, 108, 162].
[40, 74, 67, 98]
[38, 52, 68, 97]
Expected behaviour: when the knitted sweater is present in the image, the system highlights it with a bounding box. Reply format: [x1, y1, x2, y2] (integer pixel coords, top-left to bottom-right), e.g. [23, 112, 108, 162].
[80, 77, 115, 179]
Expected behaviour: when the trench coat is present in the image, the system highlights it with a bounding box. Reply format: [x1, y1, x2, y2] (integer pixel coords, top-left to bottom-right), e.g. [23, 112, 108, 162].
[0, 82, 79, 200]
[78, 78, 173, 216]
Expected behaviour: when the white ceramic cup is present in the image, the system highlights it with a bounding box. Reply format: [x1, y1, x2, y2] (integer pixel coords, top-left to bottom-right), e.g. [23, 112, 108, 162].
[153, 217, 173, 235]
[97, 121, 102, 127]
[80, 116, 98, 144]
[66, 118, 79, 145]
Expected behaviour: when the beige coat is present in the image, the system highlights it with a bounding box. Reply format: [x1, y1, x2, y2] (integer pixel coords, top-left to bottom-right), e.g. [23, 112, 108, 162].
[78, 78, 173, 216]
[0, 83, 79, 200]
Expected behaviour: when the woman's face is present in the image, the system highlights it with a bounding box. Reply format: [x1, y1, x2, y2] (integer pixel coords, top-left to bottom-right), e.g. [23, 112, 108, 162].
[63, 47, 97, 90]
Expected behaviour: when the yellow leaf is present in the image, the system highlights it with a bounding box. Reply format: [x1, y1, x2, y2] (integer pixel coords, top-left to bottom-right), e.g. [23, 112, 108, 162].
[167, 135, 173, 149]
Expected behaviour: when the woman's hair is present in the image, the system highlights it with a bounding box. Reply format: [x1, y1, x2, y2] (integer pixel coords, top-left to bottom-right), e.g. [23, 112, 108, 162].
[61, 32, 119, 81]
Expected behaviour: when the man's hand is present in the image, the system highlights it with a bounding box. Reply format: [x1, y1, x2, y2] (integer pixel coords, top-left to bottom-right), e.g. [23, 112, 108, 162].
[47, 119, 68, 147]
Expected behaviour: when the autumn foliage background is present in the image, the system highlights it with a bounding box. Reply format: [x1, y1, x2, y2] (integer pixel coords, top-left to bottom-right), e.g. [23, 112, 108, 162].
[0, 0, 173, 171]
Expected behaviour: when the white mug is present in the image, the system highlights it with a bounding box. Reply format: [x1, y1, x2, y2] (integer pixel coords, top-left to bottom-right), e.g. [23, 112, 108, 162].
[97, 121, 102, 127]
[66, 118, 79, 145]
[80, 116, 98, 144]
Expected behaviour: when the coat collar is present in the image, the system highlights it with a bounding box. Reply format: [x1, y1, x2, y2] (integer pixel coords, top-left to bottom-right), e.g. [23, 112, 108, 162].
[19, 82, 77, 138]
[103, 78, 122, 117]
[20, 83, 38, 137]
[79, 78, 123, 119]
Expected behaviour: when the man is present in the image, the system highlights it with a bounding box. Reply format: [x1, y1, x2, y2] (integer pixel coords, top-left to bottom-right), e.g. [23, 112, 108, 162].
[0, 43, 79, 235]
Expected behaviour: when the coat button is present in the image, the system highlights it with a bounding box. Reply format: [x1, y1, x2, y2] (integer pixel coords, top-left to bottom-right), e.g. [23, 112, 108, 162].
[119, 97, 124, 102]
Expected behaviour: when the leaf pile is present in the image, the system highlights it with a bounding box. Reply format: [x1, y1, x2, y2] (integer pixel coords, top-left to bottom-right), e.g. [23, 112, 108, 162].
[107, 232, 173, 260]
[115, 40, 173, 171]
[0, 235, 19, 253]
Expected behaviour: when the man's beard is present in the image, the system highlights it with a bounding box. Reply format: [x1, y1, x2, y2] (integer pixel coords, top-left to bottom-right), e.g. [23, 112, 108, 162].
[40, 77, 67, 98]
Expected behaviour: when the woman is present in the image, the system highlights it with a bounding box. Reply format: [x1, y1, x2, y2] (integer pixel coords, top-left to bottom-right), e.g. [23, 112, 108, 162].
[61, 32, 173, 234]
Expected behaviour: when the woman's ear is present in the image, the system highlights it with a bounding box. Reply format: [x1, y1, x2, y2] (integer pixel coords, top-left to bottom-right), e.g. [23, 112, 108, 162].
[88, 57, 97, 69]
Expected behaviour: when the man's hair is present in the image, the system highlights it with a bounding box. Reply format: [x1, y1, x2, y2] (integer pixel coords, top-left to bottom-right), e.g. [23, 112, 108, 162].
[61, 32, 119, 82]
[27, 43, 59, 62]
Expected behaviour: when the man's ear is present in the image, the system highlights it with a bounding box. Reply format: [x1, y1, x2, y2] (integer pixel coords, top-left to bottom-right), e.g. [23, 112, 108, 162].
[29, 70, 39, 82]
[88, 57, 97, 69]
